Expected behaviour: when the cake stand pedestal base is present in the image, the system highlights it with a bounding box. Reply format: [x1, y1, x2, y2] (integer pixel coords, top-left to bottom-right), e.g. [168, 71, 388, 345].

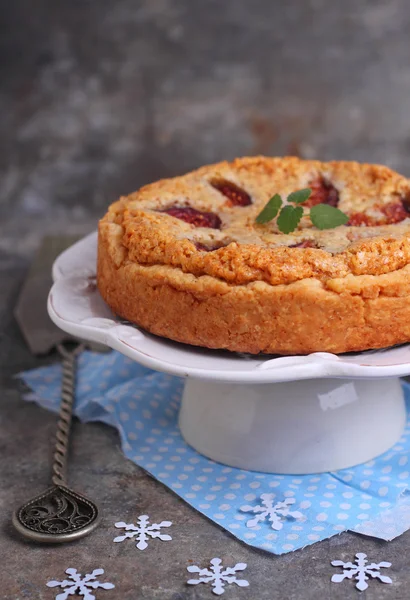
[179, 377, 406, 474]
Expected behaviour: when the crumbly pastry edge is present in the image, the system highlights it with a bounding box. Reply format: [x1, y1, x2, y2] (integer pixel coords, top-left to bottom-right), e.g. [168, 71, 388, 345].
[98, 221, 410, 355]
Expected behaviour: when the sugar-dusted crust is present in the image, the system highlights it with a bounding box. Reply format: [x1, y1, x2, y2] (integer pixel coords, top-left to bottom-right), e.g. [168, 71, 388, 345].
[97, 156, 410, 355]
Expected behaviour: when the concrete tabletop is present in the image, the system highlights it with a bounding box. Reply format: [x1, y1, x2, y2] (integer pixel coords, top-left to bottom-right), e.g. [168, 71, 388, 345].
[2, 1, 410, 597]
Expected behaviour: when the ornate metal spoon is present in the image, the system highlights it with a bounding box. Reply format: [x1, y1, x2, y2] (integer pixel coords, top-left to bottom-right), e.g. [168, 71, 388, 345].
[12, 343, 100, 542]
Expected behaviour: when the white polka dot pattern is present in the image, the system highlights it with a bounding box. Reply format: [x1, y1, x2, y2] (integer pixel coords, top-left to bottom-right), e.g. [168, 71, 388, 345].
[19, 351, 410, 555]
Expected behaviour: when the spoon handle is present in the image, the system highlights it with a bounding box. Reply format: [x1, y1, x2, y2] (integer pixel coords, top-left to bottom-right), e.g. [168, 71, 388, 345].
[52, 343, 85, 486]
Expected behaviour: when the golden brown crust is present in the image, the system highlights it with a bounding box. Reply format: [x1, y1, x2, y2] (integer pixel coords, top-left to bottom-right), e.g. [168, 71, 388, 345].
[97, 156, 410, 355]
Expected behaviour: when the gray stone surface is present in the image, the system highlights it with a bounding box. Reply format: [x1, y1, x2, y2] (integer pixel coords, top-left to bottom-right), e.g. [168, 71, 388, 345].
[2, 0, 410, 597]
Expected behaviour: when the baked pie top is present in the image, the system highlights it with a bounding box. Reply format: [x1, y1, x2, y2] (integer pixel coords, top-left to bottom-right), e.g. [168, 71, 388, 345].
[101, 156, 410, 287]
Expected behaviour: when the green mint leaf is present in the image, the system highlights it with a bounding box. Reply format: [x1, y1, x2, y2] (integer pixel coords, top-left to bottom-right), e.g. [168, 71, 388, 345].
[255, 194, 282, 224]
[277, 205, 304, 234]
[287, 188, 312, 204]
[310, 204, 349, 230]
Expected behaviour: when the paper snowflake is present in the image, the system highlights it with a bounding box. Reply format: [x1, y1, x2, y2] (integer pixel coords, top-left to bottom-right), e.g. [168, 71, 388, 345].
[113, 514, 172, 550]
[187, 557, 249, 596]
[240, 493, 303, 530]
[331, 552, 392, 591]
[46, 568, 114, 600]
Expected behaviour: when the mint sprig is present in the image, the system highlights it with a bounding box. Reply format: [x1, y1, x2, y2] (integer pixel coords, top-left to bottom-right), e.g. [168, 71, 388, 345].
[255, 194, 282, 224]
[287, 188, 312, 204]
[277, 205, 304, 234]
[255, 188, 348, 234]
[310, 204, 349, 229]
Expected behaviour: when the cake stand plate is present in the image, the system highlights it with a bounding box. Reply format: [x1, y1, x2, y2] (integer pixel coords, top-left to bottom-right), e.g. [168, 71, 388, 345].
[48, 232, 410, 474]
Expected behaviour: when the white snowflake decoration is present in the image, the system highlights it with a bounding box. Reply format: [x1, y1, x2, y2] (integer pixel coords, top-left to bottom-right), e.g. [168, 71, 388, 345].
[46, 568, 114, 600]
[240, 493, 303, 530]
[331, 552, 392, 591]
[187, 557, 249, 596]
[113, 514, 172, 550]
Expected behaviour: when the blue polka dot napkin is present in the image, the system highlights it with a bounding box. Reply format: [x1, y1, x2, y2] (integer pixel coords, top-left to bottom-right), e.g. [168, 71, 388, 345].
[19, 351, 410, 554]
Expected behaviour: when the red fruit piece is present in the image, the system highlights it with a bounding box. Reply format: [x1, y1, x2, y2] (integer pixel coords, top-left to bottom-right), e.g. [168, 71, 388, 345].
[289, 240, 318, 248]
[402, 192, 410, 214]
[347, 212, 374, 227]
[194, 242, 211, 251]
[305, 178, 339, 208]
[211, 178, 252, 206]
[161, 206, 222, 229]
[348, 201, 409, 227]
[194, 240, 227, 252]
[382, 201, 408, 224]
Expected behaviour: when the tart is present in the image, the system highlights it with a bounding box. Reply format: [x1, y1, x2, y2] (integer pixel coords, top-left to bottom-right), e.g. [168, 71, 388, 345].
[97, 156, 410, 355]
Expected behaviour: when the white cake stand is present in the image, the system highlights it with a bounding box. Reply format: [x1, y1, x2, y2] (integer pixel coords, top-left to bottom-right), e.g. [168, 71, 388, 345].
[47, 233, 410, 475]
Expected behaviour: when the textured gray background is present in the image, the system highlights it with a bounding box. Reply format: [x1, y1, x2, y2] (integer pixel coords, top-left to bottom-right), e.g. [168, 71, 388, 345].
[2, 0, 410, 598]
[3, 0, 410, 257]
